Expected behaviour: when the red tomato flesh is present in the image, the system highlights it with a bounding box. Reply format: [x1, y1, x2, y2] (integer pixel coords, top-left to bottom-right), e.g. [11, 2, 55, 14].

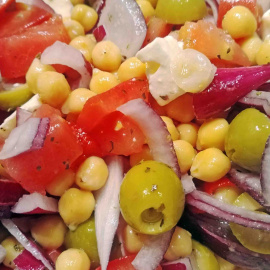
[0, 3, 52, 38]
[0, 16, 70, 79]
[1, 105, 83, 194]
[77, 79, 149, 133]
[202, 177, 236, 195]
[0, 0, 15, 15]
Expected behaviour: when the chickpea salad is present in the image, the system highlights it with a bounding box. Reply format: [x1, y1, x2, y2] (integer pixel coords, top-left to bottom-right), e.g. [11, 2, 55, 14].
[1, 0, 270, 269]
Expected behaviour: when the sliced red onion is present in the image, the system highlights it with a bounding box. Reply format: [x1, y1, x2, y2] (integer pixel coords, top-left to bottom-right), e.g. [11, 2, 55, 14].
[162, 257, 193, 270]
[95, 156, 124, 270]
[93, 25, 106, 42]
[0, 244, 6, 264]
[238, 90, 270, 117]
[261, 135, 270, 207]
[0, 117, 49, 159]
[228, 167, 265, 206]
[181, 174, 196, 195]
[11, 193, 58, 214]
[186, 190, 270, 231]
[205, 0, 218, 24]
[16, 108, 32, 127]
[117, 99, 180, 177]
[40, 41, 92, 89]
[92, 0, 105, 14]
[14, 249, 45, 270]
[1, 219, 54, 270]
[258, 0, 270, 12]
[116, 215, 127, 257]
[132, 230, 173, 270]
[16, 0, 54, 14]
[97, 0, 147, 58]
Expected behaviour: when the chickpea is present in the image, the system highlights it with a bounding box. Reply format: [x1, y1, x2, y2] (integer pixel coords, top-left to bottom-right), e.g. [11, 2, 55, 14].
[91, 41, 122, 72]
[59, 188, 95, 230]
[222, 6, 257, 39]
[190, 148, 231, 182]
[256, 36, 270, 65]
[196, 118, 229, 151]
[173, 140, 196, 174]
[31, 215, 67, 250]
[56, 248, 90, 270]
[123, 225, 144, 253]
[71, 4, 98, 32]
[117, 57, 146, 82]
[75, 156, 109, 191]
[36, 71, 71, 108]
[63, 18, 85, 40]
[177, 123, 199, 147]
[213, 186, 242, 205]
[161, 116, 179, 141]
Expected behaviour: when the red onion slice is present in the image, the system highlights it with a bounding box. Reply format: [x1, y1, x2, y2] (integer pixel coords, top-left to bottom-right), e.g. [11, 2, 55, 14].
[205, 0, 218, 24]
[118, 98, 180, 177]
[16, 0, 54, 14]
[1, 219, 54, 270]
[261, 135, 270, 207]
[93, 25, 106, 42]
[0, 117, 49, 160]
[92, 0, 105, 14]
[16, 108, 32, 126]
[95, 156, 124, 270]
[11, 193, 58, 214]
[14, 249, 45, 270]
[0, 245, 6, 264]
[97, 0, 147, 58]
[40, 41, 92, 89]
[238, 90, 270, 117]
[162, 257, 193, 270]
[181, 174, 196, 195]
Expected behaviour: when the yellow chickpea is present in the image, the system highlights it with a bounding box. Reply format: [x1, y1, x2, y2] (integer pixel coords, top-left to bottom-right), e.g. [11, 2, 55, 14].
[117, 57, 146, 82]
[69, 36, 97, 62]
[177, 123, 199, 147]
[173, 140, 196, 174]
[215, 255, 236, 270]
[1, 236, 24, 269]
[31, 215, 67, 250]
[36, 71, 71, 108]
[239, 33, 263, 65]
[62, 88, 96, 114]
[91, 41, 122, 72]
[256, 36, 270, 65]
[129, 145, 153, 167]
[46, 169, 76, 197]
[26, 58, 55, 94]
[71, 4, 98, 32]
[59, 188, 95, 230]
[90, 70, 119, 94]
[196, 118, 229, 151]
[136, 0, 155, 19]
[56, 248, 90, 270]
[190, 148, 231, 182]
[75, 156, 109, 191]
[63, 18, 85, 40]
[161, 116, 179, 141]
[213, 186, 242, 205]
[164, 227, 192, 261]
[222, 6, 257, 39]
[70, 0, 84, 5]
[123, 225, 144, 253]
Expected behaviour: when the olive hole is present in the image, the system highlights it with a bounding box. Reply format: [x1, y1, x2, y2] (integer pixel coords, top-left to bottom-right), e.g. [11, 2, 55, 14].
[141, 204, 165, 224]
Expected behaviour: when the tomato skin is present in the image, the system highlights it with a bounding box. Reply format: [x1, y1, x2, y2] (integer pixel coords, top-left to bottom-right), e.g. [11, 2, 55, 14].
[90, 111, 145, 156]
[0, 0, 15, 15]
[0, 3, 52, 38]
[217, 0, 259, 28]
[201, 177, 236, 195]
[95, 255, 162, 270]
[1, 105, 83, 194]
[77, 79, 149, 133]
[0, 16, 70, 79]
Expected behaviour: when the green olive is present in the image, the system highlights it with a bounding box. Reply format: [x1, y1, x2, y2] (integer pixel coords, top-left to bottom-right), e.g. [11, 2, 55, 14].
[0, 84, 33, 111]
[64, 216, 100, 269]
[119, 160, 185, 235]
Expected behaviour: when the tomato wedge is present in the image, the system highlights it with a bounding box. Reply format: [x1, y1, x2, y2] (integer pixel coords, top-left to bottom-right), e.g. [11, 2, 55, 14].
[0, 0, 15, 15]
[0, 16, 70, 79]
[77, 79, 149, 133]
[202, 177, 236, 195]
[1, 105, 82, 194]
[0, 3, 52, 38]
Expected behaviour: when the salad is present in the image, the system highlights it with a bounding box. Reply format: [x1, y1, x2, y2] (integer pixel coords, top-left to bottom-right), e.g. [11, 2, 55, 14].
[0, 0, 270, 269]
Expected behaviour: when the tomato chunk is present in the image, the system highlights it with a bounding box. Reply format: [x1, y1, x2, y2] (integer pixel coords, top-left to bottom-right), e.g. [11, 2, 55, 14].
[178, 20, 251, 67]
[0, 4, 52, 38]
[0, 0, 15, 15]
[0, 16, 70, 79]
[77, 79, 149, 133]
[1, 105, 83, 194]
[202, 177, 236, 195]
